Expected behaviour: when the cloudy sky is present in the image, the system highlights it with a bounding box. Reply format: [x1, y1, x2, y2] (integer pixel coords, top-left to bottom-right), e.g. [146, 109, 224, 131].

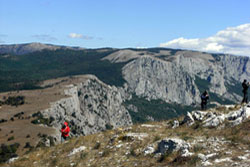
[0, 0, 250, 56]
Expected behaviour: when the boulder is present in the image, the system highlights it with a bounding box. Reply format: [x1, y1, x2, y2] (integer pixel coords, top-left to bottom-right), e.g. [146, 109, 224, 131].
[183, 112, 195, 126]
[155, 138, 192, 156]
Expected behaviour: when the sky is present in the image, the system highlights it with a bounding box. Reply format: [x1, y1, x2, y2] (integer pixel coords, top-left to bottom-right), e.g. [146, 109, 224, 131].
[0, 0, 250, 56]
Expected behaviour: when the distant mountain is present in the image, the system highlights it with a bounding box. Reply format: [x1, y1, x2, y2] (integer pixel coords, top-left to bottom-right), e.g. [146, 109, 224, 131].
[0, 42, 84, 55]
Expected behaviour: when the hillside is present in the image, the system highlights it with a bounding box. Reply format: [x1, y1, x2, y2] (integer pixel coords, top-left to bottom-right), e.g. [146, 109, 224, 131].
[0, 75, 132, 157]
[0, 43, 84, 55]
[2, 103, 250, 167]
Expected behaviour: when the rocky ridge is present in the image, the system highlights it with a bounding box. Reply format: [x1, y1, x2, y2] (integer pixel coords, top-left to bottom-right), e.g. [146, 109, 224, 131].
[39, 75, 132, 141]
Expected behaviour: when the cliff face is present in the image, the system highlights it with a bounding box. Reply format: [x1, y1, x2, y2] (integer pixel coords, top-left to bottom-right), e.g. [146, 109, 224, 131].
[122, 55, 200, 105]
[120, 50, 250, 105]
[40, 75, 132, 139]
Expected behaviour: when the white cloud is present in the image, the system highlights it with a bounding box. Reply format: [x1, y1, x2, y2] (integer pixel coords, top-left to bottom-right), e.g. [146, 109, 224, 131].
[68, 33, 93, 40]
[160, 23, 250, 56]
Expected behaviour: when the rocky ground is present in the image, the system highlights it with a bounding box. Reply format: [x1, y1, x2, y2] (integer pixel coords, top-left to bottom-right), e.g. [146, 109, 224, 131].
[3, 103, 250, 167]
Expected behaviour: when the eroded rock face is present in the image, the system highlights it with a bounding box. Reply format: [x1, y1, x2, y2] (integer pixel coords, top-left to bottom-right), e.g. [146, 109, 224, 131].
[122, 55, 200, 105]
[120, 52, 250, 105]
[40, 75, 132, 140]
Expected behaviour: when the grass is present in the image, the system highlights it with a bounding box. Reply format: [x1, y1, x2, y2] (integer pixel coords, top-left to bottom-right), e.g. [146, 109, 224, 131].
[4, 105, 250, 167]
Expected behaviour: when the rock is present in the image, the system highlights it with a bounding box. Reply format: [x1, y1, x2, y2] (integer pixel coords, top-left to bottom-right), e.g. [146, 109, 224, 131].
[45, 138, 50, 147]
[183, 112, 195, 126]
[202, 161, 213, 166]
[126, 104, 138, 113]
[7, 157, 19, 163]
[125, 133, 149, 140]
[203, 114, 225, 127]
[237, 156, 247, 160]
[141, 124, 161, 128]
[155, 138, 192, 156]
[144, 145, 155, 155]
[226, 104, 250, 126]
[172, 120, 179, 128]
[68, 146, 87, 156]
[198, 153, 207, 162]
[214, 157, 232, 163]
[191, 110, 207, 121]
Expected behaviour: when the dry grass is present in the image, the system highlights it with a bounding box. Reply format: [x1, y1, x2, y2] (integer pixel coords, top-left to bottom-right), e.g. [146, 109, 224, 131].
[2, 107, 250, 167]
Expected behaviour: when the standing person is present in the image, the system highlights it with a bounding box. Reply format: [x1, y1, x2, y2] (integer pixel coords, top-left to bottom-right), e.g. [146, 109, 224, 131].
[242, 79, 249, 104]
[201, 90, 209, 110]
[61, 122, 70, 142]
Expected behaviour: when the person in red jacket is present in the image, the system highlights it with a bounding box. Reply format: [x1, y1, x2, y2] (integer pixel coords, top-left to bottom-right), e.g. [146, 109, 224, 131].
[61, 122, 70, 142]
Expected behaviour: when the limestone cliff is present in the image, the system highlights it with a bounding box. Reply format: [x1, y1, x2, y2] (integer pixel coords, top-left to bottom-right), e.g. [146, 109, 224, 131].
[40, 75, 132, 139]
[118, 50, 250, 105]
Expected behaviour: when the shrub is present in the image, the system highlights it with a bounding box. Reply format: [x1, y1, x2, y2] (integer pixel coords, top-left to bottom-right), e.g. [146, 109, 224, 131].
[0, 119, 7, 124]
[31, 112, 54, 126]
[0, 143, 20, 163]
[24, 142, 32, 148]
[93, 142, 101, 150]
[4, 96, 25, 106]
[105, 123, 113, 130]
[7, 136, 14, 141]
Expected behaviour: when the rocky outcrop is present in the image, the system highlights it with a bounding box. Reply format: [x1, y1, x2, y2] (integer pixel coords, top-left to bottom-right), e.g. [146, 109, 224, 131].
[144, 137, 193, 157]
[182, 103, 250, 127]
[40, 75, 132, 140]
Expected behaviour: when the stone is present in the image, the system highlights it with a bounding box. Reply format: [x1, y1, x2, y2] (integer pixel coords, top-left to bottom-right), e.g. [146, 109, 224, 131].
[183, 112, 195, 126]
[172, 120, 179, 128]
[192, 110, 207, 121]
[68, 146, 87, 156]
[155, 138, 192, 156]
[203, 114, 225, 127]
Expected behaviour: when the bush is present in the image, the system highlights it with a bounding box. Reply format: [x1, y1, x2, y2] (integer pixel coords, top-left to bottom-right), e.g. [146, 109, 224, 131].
[3, 96, 25, 106]
[105, 123, 113, 130]
[0, 143, 20, 163]
[0, 119, 7, 124]
[7, 136, 14, 141]
[31, 112, 54, 126]
[93, 142, 101, 150]
[24, 142, 32, 148]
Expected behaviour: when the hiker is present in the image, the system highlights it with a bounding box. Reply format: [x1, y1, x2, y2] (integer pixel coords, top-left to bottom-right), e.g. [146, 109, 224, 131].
[61, 122, 70, 142]
[242, 79, 249, 104]
[201, 90, 209, 110]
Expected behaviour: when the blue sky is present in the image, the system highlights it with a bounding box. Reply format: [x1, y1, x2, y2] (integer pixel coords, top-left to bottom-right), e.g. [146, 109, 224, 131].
[0, 0, 250, 55]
